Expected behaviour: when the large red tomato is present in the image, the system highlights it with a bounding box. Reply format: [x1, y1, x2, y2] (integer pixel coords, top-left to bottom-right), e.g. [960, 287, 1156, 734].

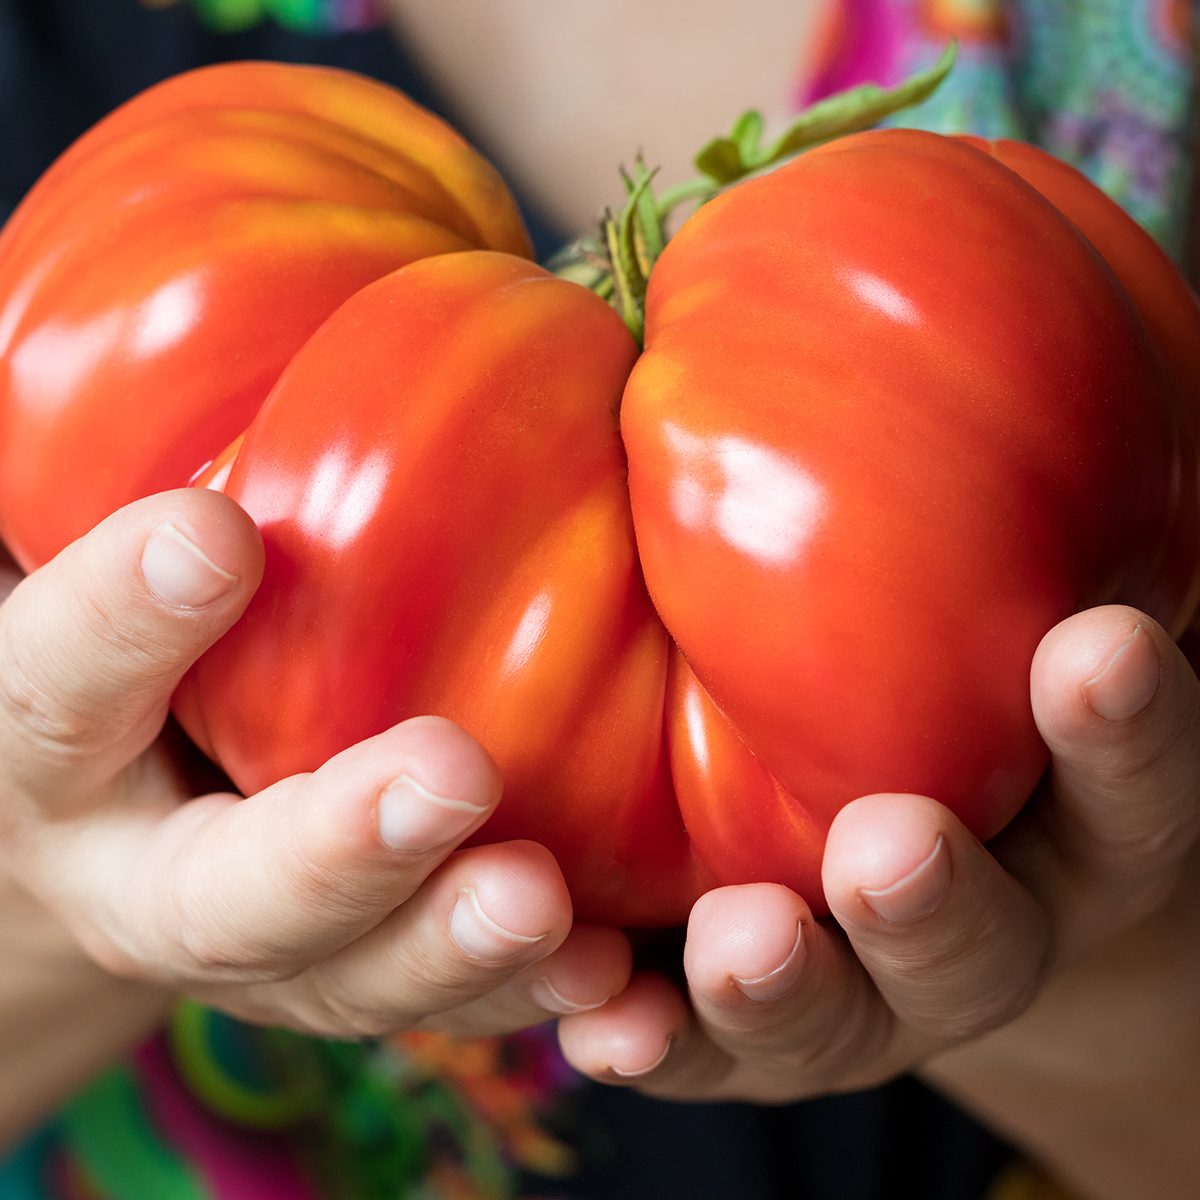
[1, 65, 1198, 925]
[619, 130, 1200, 891]
[0, 62, 530, 567]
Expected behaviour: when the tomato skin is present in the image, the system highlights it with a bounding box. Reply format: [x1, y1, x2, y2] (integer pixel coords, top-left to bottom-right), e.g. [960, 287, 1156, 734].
[175, 252, 704, 925]
[622, 130, 1198, 887]
[965, 137, 1200, 631]
[3, 68, 1199, 925]
[0, 63, 531, 570]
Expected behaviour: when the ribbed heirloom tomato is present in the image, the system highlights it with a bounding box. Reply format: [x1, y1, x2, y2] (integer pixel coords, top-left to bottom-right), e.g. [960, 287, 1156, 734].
[0, 63, 531, 566]
[1, 62, 1198, 925]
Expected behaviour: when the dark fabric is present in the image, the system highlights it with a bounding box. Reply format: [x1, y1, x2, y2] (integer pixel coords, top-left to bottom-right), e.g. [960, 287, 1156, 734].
[0, 0, 565, 256]
[557, 929, 1010, 1198]
[563, 1078, 1009, 1200]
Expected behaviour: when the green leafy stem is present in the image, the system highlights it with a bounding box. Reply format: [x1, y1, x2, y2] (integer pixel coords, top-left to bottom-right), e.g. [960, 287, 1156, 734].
[551, 42, 957, 345]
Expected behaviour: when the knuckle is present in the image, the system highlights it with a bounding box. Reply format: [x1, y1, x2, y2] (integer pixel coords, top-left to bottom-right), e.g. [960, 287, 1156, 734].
[1086, 818, 1186, 868]
[934, 988, 1029, 1041]
[804, 981, 894, 1077]
[73, 924, 159, 986]
[79, 587, 181, 682]
[278, 840, 378, 927]
[0, 586, 176, 764]
[0, 637, 99, 758]
[713, 997, 815, 1055]
[308, 930, 511, 1040]
[894, 910, 1049, 1042]
[167, 862, 287, 982]
[1090, 701, 1200, 836]
[1100, 738, 1175, 794]
[175, 919, 258, 977]
[1065, 770, 1200, 874]
[401, 934, 499, 1007]
[741, 975, 892, 1085]
[309, 970, 414, 1039]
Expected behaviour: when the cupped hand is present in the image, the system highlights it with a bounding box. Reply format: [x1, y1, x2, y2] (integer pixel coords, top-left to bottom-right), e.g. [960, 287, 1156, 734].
[0, 489, 630, 1039]
[558, 605, 1200, 1195]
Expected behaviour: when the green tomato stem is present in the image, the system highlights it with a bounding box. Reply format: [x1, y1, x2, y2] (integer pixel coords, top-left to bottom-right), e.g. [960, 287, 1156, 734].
[556, 42, 958, 348]
[655, 177, 723, 223]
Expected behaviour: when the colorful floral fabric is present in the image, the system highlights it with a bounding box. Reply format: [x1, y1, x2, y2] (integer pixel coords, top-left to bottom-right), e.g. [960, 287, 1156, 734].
[0, 1005, 579, 1200]
[802, 0, 1197, 257]
[137, 0, 384, 34]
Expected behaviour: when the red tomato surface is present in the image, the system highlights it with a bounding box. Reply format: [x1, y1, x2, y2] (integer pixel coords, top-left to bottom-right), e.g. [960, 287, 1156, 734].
[1, 67, 1198, 925]
[0, 62, 531, 567]
[621, 131, 1200, 893]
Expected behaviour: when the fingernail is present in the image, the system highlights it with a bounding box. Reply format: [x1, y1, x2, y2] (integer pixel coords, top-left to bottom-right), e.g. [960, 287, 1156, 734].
[611, 1036, 672, 1079]
[378, 775, 489, 853]
[732, 920, 806, 1003]
[449, 887, 547, 962]
[860, 835, 951, 924]
[529, 976, 608, 1015]
[141, 521, 237, 608]
[1083, 624, 1161, 723]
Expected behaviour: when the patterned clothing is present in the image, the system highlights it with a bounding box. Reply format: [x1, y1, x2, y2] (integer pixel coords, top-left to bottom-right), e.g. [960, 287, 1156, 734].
[3, 1, 1198, 1197]
[0, 1008, 580, 1199]
[802, 0, 1197, 259]
[138, 0, 384, 33]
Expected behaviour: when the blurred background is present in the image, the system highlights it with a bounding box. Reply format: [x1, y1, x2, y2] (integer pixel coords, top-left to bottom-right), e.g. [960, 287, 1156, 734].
[4, 0, 1193, 271]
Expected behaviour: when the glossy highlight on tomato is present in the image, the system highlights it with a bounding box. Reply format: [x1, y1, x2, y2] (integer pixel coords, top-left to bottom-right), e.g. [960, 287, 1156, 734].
[1, 65, 1198, 925]
[0, 62, 530, 567]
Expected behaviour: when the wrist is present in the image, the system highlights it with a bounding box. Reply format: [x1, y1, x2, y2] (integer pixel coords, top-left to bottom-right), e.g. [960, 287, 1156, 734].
[920, 872, 1200, 1200]
[0, 864, 172, 1147]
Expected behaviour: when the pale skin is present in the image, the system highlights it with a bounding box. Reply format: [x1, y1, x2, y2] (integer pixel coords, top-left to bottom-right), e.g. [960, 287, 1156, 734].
[384, 0, 835, 234]
[0, 491, 634, 1144]
[3, 4, 1200, 1198]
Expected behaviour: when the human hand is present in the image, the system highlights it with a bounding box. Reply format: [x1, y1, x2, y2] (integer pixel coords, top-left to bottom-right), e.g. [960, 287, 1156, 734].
[0, 489, 630, 1041]
[557, 605, 1200, 1198]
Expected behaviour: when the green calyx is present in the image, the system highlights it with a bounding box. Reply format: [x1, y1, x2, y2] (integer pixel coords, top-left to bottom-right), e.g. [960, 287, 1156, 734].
[551, 42, 957, 346]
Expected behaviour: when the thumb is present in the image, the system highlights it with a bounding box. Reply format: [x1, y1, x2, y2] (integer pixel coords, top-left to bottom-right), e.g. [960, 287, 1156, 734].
[0, 488, 262, 803]
[1025, 604, 1200, 940]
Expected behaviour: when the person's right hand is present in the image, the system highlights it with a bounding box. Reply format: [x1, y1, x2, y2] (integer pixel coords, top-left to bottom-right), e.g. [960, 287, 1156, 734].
[0, 488, 630, 1039]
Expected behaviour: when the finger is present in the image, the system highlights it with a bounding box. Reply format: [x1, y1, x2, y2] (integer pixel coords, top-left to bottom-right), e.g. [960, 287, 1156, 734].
[823, 794, 1049, 1044]
[0, 489, 262, 802]
[566, 804, 1049, 1102]
[263, 841, 574, 1036]
[680, 882, 898, 1097]
[560, 884, 894, 1105]
[55, 716, 504, 982]
[557, 971, 708, 1090]
[1025, 606, 1200, 928]
[408, 923, 633, 1037]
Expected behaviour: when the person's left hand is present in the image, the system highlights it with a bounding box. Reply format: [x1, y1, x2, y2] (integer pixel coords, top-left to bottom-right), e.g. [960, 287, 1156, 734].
[557, 604, 1200, 1138]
